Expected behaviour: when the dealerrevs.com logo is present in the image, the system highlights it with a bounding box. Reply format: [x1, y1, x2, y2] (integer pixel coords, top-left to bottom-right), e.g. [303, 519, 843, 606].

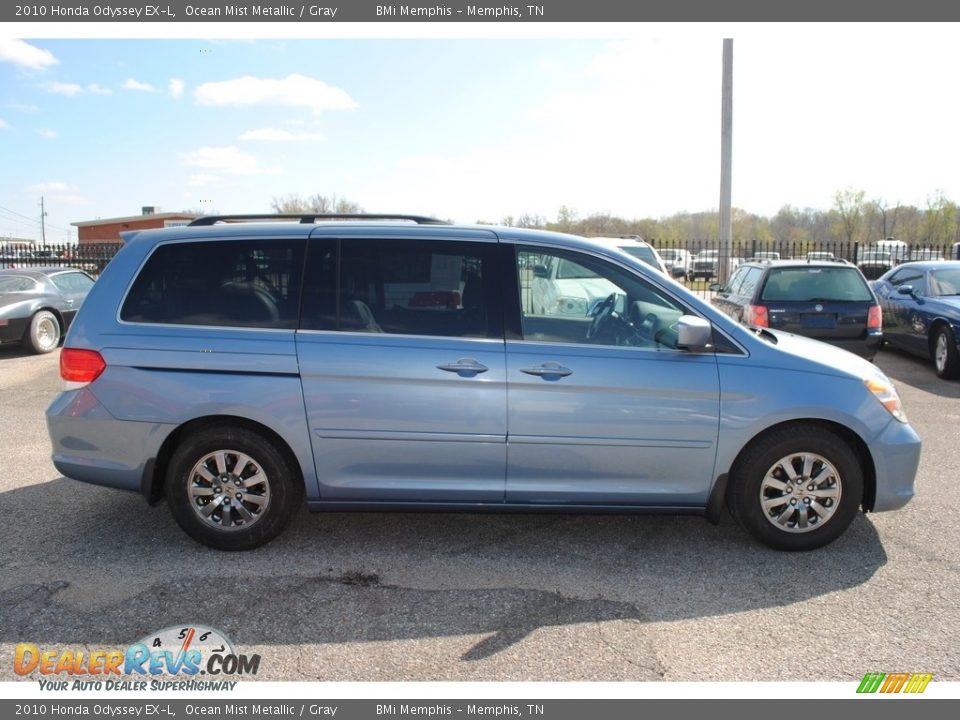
[14, 625, 260, 691]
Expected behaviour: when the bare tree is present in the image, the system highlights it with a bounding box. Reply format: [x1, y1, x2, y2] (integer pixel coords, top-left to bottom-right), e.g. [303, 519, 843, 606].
[832, 188, 866, 246]
[270, 193, 363, 214]
[869, 198, 901, 240]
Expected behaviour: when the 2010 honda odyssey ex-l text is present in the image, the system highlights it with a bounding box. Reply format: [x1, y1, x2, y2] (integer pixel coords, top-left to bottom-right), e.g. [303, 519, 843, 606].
[47, 215, 921, 551]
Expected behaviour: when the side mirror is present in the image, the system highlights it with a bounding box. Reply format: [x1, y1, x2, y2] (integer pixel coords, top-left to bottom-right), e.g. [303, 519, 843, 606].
[708, 282, 723, 292]
[532, 264, 550, 279]
[896, 285, 915, 296]
[677, 315, 712, 351]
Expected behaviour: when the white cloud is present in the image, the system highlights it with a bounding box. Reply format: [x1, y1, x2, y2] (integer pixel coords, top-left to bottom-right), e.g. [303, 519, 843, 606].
[188, 174, 222, 187]
[179, 146, 280, 176]
[168, 78, 185, 99]
[37, 128, 58, 140]
[87, 83, 112, 95]
[124, 78, 155, 92]
[194, 74, 356, 114]
[27, 181, 77, 193]
[0, 39, 58, 70]
[46, 81, 84, 97]
[8, 102, 38, 113]
[239, 127, 322, 142]
[0, 118, 7, 129]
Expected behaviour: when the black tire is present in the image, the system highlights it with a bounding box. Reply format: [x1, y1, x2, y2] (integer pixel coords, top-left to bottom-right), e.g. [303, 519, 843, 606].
[165, 425, 303, 550]
[27, 310, 61, 354]
[932, 325, 960, 379]
[727, 424, 863, 551]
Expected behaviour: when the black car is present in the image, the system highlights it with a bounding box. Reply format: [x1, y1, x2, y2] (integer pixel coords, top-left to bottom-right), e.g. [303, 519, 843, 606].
[710, 259, 882, 359]
[0, 267, 95, 353]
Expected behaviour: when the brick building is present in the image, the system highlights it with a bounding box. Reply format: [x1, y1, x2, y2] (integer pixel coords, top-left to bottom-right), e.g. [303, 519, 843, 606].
[72, 207, 199, 245]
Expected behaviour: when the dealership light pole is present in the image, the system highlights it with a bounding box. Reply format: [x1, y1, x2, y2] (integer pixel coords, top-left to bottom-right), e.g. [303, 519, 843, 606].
[718, 39, 733, 285]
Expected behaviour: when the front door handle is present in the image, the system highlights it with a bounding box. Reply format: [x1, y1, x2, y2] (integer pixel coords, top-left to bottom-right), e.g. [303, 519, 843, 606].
[521, 362, 573, 378]
[436, 358, 489, 375]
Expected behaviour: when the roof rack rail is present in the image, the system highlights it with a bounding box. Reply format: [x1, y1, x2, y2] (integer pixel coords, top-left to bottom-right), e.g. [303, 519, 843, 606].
[188, 213, 450, 227]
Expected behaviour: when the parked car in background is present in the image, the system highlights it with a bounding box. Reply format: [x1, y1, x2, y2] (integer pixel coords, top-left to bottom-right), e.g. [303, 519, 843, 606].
[710, 259, 882, 359]
[906, 248, 944, 262]
[590, 236, 668, 275]
[857, 250, 893, 280]
[871, 261, 960, 378]
[691, 249, 742, 281]
[657, 248, 693, 278]
[0, 267, 95, 353]
[47, 214, 919, 552]
[873, 239, 908, 265]
[806, 251, 836, 261]
[753, 251, 781, 261]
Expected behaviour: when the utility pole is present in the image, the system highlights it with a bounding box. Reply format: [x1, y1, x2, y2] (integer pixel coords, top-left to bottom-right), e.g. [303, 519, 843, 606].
[40, 196, 47, 248]
[718, 38, 733, 285]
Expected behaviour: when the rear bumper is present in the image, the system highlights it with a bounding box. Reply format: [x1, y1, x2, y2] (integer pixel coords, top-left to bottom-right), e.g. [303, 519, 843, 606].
[868, 419, 921, 512]
[46, 387, 174, 494]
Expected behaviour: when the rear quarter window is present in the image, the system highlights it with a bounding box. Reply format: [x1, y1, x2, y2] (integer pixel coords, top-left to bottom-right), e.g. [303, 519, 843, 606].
[120, 239, 305, 328]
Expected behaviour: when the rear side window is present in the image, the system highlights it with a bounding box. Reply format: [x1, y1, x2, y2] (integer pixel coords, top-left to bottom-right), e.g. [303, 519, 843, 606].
[121, 239, 305, 328]
[300, 238, 499, 338]
[51, 272, 94, 293]
[760, 267, 873, 302]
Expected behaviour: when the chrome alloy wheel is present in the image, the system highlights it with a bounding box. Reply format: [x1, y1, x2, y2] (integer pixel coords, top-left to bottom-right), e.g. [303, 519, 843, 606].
[935, 332, 949, 374]
[34, 316, 59, 351]
[759, 452, 841, 533]
[188, 450, 271, 531]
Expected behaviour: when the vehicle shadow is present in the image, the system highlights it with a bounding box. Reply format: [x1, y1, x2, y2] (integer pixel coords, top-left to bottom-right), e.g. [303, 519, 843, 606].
[876, 346, 960, 398]
[0, 477, 887, 672]
[0, 344, 35, 360]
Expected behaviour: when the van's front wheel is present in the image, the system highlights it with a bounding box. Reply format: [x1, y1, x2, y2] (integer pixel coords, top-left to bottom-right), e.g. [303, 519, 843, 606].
[165, 426, 302, 550]
[728, 425, 862, 551]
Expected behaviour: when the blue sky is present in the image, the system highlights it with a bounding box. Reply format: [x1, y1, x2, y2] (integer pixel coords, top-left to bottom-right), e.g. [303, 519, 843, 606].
[2, 28, 960, 242]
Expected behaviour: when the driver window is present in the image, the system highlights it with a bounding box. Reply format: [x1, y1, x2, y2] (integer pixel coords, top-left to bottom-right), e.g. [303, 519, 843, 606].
[518, 246, 686, 349]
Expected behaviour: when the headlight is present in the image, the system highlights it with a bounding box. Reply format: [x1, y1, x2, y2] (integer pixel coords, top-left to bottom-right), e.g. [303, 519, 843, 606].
[864, 378, 908, 423]
[555, 296, 588, 315]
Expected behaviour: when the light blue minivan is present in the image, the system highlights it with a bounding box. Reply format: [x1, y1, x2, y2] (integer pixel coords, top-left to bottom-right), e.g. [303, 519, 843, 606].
[47, 215, 920, 551]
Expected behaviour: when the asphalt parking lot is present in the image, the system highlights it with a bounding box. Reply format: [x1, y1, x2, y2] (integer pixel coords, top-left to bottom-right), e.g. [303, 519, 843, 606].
[0, 343, 958, 682]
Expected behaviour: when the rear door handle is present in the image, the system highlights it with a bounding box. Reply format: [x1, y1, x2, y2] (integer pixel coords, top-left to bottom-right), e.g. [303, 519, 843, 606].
[436, 358, 489, 375]
[521, 362, 573, 378]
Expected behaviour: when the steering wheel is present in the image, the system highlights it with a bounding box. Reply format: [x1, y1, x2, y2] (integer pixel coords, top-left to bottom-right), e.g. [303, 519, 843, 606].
[586, 293, 618, 341]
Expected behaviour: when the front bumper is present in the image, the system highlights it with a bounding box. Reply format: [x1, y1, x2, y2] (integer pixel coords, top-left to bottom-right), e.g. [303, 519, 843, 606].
[868, 418, 921, 512]
[0, 317, 28, 344]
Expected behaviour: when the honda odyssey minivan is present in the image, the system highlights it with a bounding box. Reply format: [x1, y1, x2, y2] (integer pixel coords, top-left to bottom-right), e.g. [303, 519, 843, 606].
[47, 215, 920, 551]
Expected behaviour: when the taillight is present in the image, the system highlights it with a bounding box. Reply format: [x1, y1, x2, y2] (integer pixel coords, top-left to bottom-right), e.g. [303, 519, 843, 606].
[746, 304, 769, 327]
[868, 305, 882, 330]
[60, 348, 106, 384]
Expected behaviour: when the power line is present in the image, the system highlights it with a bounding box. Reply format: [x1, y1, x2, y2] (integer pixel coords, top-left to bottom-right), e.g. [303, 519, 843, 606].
[0, 204, 42, 224]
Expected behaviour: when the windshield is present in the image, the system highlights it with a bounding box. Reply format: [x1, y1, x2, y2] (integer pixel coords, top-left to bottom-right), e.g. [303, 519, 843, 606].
[0, 276, 38, 293]
[930, 269, 960, 296]
[618, 246, 661, 270]
[760, 267, 873, 302]
[860, 252, 890, 262]
[556, 258, 600, 279]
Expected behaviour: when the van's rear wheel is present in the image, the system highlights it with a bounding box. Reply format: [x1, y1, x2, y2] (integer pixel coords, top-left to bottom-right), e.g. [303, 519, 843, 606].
[727, 425, 862, 551]
[165, 426, 302, 550]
